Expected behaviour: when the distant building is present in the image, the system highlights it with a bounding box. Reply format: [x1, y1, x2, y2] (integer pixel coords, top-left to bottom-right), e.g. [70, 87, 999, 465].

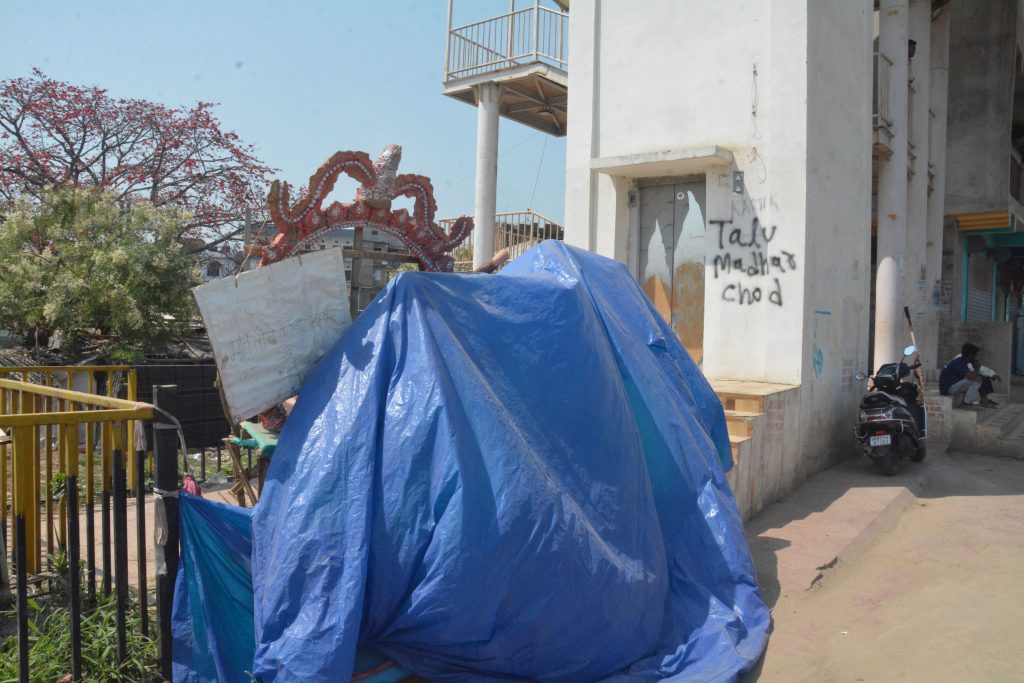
[183, 238, 243, 282]
[939, 0, 1024, 378]
[312, 227, 412, 308]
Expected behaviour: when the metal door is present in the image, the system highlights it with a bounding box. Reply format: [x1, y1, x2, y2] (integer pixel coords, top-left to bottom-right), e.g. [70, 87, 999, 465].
[965, 251, 993, 322]
[638, 180, 707, 364]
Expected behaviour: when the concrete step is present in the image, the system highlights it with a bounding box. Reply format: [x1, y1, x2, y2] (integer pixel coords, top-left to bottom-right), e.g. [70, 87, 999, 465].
[942, 397, 1024, 460]
[712, 379, 796, 477]
[1005, 417, 1024, 441]
[724, 409, 759, 438]
[712, 379, 796, 414]
[718, 391, 765, 414]
[977, 402, 1024, 437]
[712, 383, 771, 460]
[729, 432, 750, 459]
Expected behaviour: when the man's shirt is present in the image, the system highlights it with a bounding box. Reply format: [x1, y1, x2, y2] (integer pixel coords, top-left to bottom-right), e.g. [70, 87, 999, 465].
[939, 355, 971, 395]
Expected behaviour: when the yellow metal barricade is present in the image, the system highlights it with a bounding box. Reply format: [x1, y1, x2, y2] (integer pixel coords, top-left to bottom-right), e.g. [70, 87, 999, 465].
[0, 373, 151, 575]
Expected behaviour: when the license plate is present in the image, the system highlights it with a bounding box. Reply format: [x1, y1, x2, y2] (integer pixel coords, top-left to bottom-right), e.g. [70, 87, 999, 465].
[869, 434, 892, 447]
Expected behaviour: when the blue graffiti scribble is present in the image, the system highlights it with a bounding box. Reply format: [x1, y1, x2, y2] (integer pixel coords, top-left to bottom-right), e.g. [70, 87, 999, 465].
[812, 344, 824, 378]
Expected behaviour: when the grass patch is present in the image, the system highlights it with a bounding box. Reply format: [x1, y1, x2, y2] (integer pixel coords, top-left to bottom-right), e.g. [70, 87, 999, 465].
[0, 590, 161, 682]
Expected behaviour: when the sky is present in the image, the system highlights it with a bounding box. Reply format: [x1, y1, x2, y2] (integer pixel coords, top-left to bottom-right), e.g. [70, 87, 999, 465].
[0, 0, 567, 222]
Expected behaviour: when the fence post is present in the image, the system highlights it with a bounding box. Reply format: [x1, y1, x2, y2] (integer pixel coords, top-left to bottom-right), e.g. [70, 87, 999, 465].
[444, 0, 453, 77]
[63, 425, 83, 681]
[112, 442, 129, 667]
[153, 385, 180, 681]
[136, 447, 149, 637]
[86, 372, 96, 599]
[12, 408, 37, 575]
[0, 521, 8, 606]
[532, 0, 539, 63]
[127, 370, 138, 492]
[15, 514, 28, 683]
[0, 415, 9, 607]
[13, 424, 30, 683]
[101, 420, 112, 596]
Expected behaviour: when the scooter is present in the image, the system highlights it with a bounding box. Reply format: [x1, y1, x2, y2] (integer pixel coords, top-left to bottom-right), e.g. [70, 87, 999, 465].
[853, 344, 928, 475]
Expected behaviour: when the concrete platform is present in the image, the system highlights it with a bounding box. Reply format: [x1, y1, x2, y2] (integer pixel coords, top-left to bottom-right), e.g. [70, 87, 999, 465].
[744, 444, 937, 605]
[926, 386, 1024, 459]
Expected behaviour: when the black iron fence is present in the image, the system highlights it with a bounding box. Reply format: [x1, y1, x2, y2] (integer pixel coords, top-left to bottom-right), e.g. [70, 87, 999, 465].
[0, 375, 200, 681]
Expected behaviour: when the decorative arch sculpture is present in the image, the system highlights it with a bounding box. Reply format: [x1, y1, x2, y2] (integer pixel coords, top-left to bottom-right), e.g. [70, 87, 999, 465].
[262, 145, 473, 272]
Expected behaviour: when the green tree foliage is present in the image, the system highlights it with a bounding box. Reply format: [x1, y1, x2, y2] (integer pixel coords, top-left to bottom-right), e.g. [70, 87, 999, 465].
[452, 243, 473, 272]
[387, 261, 420, 282]
[0, 188, 199, 358]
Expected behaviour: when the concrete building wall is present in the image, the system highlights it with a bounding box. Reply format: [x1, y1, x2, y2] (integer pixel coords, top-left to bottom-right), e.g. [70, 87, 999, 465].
[704, 0, 807, 386]
[944, 0, 1016, 215]
[565, 0, 814, 385]
[800, 0, 874, 475]
[587, 1, 767, 158]
[564, 0, 874, 513]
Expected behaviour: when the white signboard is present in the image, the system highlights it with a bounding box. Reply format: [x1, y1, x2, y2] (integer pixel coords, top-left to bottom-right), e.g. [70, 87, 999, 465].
[194, 248, 352, 423]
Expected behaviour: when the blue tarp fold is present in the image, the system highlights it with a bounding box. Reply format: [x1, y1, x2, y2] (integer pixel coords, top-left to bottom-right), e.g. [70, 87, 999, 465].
[174, 241, 770, 682]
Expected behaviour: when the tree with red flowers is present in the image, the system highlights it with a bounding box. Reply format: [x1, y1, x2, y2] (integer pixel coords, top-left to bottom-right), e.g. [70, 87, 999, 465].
[0, 69, 275, 253]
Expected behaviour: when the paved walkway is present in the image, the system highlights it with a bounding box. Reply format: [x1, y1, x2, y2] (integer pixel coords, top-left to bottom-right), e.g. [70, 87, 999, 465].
[745, 445, 936, 605]
[745, 446, 1024, 681]
[29, 481, 248, 594]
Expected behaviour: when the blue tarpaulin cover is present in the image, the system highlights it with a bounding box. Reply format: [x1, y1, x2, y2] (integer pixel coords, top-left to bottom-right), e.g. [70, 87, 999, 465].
[173, 494, 412, 683]
[174, 241, 770, 682]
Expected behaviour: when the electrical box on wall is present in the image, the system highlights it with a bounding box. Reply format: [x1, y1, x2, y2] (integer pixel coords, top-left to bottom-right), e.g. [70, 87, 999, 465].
[732, 171, 745, 195]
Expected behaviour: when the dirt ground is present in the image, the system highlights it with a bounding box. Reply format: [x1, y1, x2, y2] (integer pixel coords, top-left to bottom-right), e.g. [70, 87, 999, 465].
[745, 450, 1024, 682]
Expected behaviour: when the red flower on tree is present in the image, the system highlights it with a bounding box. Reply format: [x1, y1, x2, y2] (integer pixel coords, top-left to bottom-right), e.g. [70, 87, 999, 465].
[0, 69, 275, 253]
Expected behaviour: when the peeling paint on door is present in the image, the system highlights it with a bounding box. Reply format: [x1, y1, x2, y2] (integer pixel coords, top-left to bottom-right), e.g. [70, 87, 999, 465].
[639, 182, 706, 365]
[642, 211, 673, 324]
[673, 190, 706, 364]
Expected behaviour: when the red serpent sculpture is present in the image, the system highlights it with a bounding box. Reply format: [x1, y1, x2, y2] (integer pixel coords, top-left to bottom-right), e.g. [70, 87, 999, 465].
[262, 144, 473, 272]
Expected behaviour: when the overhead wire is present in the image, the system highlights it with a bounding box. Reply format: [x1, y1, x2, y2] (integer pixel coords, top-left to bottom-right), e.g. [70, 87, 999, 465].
[444, 131, 541, 190]
[529, 136, 548, 209]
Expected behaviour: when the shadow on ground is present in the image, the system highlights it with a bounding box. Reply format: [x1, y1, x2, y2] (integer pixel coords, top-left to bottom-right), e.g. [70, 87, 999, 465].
[744, 445, 1024, 611]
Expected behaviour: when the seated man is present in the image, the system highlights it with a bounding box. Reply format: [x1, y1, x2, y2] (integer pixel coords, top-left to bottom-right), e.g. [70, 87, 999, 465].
[939, 342, 1000, 408]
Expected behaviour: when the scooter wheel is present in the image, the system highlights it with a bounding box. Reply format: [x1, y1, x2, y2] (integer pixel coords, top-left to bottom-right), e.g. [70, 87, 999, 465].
[872, 446, 898, 476]
[910, 444, 926, 462]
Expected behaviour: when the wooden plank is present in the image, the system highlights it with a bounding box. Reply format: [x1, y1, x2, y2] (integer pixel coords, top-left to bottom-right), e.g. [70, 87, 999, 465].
[223, 439, 258, 507]
[349, 226, 364, 320]
[342, 248, 418, 264]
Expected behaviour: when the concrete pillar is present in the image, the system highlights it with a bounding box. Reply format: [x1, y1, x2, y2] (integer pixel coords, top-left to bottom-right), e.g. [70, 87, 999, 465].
[473, 83, 500, 270]
[562, 0, 599, 251]
[924, 6, 951, 375]
[874, 0, 911, 368]
[906, 0, 931, 360]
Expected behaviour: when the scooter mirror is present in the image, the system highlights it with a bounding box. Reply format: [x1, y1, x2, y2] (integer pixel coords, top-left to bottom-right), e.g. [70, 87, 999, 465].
[903, 344, 917, 357]
[854, 371, 868, 381]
